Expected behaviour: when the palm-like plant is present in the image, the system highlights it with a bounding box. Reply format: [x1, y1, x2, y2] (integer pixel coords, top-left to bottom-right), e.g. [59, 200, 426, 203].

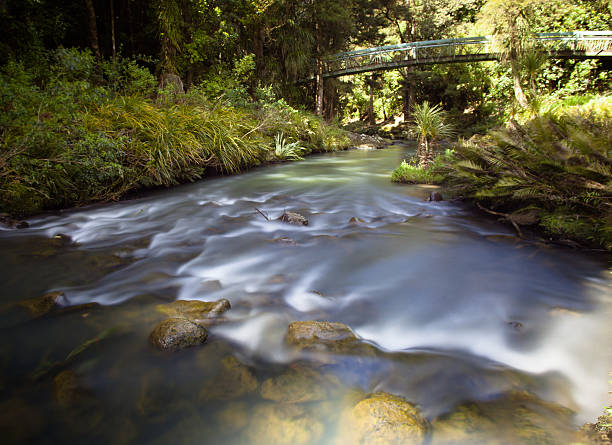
[410, 101, 454, 168]
[273, 133, 304, 161]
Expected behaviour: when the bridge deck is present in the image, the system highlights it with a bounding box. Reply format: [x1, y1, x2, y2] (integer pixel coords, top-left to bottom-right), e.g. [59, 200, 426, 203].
[311, 31, 612, 79]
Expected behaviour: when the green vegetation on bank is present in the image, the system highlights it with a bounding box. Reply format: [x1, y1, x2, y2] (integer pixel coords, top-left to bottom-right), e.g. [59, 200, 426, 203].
[410, 96, 612, 250]
[0, 50, 349, 217]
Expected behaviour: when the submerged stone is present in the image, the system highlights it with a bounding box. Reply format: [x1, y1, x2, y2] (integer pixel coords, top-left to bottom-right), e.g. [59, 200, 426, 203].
[200, 356, 258, 401]
[215, 401, 251, 432]
[335, 392, 429, 445]
[277, 211, 308, 226]
[431, 390, 577, 445]
[155, 298, 230, 324]
[286, 321, 357, 348]
[19, 291, 64, 318]
[260, 366, 341, 403]
[54, 370, 91, 408]
[149, 318, 208, 352]
[243, 403, 324, 445]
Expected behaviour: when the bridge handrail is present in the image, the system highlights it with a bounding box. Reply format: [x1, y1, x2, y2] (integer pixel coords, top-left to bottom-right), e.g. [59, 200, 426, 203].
[326, 31, 612, 62]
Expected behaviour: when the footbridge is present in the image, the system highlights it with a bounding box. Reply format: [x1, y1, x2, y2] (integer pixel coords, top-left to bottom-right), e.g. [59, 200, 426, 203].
[316, 31, 612, 79]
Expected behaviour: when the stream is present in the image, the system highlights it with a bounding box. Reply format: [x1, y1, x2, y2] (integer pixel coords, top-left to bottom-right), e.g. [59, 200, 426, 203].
[0, 144, 610, 444]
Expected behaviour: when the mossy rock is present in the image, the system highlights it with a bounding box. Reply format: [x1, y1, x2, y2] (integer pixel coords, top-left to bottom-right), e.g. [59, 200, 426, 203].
[286, 321, 357, 349]
[260, 366, 341, 403]
[200, 356, 258, 401]
[19, 291, 64, 317]
[54, 370, 91, 408]
[286, 321, 377, 359]
[243, 403, 324, 445]
[335, 392, 429, 445]
[431, 391, 577, 445]
[149, 318, 208, 352]
[215, 401, 250, 433]
[155, 298, 231, 324]
[277, 211, 308, 226]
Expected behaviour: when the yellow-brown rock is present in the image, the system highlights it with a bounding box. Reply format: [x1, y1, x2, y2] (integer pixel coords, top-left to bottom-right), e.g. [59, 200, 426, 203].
[335, 392, 428, 445]
[243, 403, 324, 445]
[200, 356, 258, 401]
[260, 366, 341, 403]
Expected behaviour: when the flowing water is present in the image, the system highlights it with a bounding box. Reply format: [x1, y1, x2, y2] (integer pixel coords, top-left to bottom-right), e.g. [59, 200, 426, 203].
[0, 144, 610, 444]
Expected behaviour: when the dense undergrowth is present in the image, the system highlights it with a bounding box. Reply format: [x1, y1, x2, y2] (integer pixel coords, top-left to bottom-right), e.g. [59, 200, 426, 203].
[412, 96, 612, 250]
[0, 49, 349, 217]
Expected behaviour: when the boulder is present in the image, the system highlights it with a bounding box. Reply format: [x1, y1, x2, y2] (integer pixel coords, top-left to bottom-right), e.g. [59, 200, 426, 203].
[260, 366, 340, 404]
[243, 403, 324, 445]
[335, 392, 429, 445]
[431, 391, 576, 445]
[286, 321, 358, 352]
[155, 299, 230, 324]
[200, 356, 258, 401]
[149, 318, 208, 352]
[277, 211, 308, 226]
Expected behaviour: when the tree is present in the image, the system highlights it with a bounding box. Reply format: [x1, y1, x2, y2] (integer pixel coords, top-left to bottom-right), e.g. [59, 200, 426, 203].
[410, 101, 454, 167]
[85, 0, 101, 59]
[478, 0, 537, 108]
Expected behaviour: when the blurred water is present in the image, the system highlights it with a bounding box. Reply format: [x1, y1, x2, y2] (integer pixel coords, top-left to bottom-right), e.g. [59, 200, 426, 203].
[0, 145, 610, 444]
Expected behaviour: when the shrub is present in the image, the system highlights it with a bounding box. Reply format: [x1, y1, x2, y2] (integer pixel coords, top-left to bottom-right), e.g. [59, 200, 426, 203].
[437, 96, 612, 249]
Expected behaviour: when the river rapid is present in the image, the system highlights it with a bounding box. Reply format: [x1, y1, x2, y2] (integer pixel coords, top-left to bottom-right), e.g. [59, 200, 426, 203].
[0, 144, 610, 444]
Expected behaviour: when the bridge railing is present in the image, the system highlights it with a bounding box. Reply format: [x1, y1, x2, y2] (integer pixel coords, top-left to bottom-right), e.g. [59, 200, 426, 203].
[319, 31, 612, 78]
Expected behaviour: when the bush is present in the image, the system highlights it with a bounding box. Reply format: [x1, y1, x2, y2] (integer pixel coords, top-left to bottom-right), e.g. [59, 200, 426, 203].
[391, 160, 444, 184]
[437, 96, 612, 249]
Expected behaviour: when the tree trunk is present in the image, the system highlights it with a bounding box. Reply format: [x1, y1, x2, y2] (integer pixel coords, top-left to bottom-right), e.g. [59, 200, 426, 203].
[314, 20, 324, 116]
[418, 138, 429, 168]
[510, 50, 529, 108]
[368, 84, 375, 125]
[402, 67, 415, 121]
[127, 0, 135, 55]
[110, 0, 116, 59]
[85, 0, 101, 59]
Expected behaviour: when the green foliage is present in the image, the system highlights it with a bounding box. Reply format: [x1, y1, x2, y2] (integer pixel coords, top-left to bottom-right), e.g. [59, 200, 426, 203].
[437, 96, 612, 249]
[0, 51, 348, 217]
[410, 101, 455, 166]
[272, 133, 304, 161]
[391, 159, 445, 184]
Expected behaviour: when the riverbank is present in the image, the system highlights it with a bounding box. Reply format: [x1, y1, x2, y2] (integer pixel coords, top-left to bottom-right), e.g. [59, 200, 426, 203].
[0, 51, 355, 220]
[392, 95, 612, 251]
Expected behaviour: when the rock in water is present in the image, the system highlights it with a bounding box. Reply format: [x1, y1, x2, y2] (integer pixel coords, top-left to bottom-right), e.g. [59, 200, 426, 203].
[54, 370, 90, 408]
[243, 403, 324, 445]
[286, 321, 358, 350]
[277, 211, 308, 226]
[149, 318, 208, 352]
[335, 392, 429, 445]
[200, 356, 258, 400]
[155, 299, 231, 324]
[19, 291, 64, 317]
[260, 366, 340, 403]
[428, 192, 443, 202]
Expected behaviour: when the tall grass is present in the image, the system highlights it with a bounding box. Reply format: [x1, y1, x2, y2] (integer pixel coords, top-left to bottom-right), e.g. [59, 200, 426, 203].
[0, 54, 349, 217]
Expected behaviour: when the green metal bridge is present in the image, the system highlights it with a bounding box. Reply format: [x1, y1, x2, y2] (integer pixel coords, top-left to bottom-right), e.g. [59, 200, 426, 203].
[316, 31, 612, 79]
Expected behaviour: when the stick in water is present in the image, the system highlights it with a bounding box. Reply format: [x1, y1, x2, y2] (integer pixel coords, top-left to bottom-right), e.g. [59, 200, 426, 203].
[254, 207, 270, 222]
